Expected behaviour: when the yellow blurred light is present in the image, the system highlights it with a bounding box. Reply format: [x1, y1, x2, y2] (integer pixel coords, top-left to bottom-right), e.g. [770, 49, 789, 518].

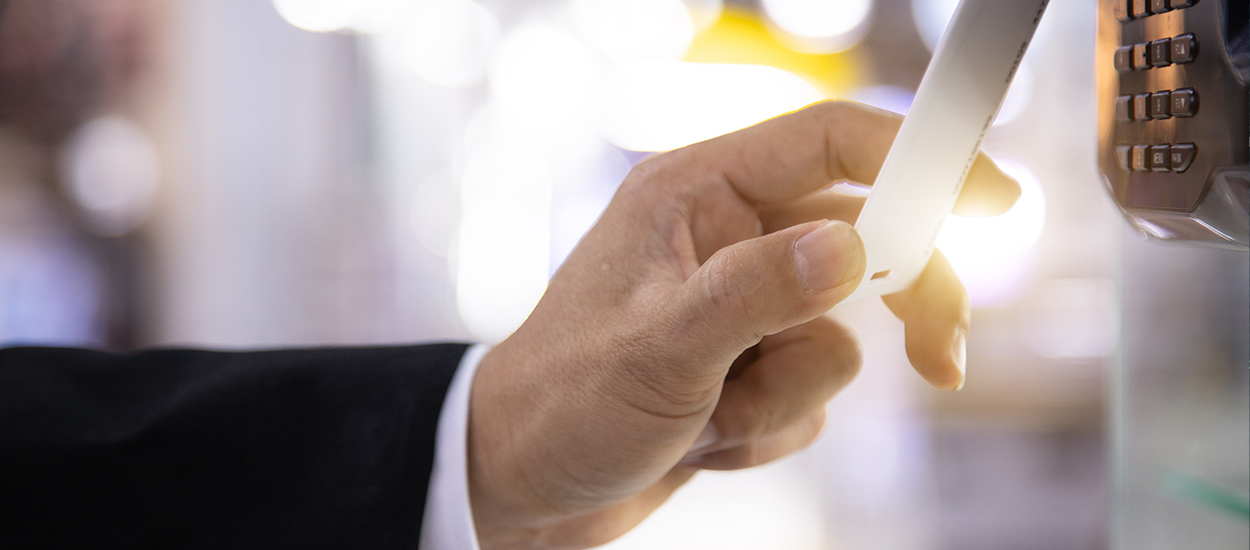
[400, 0, 499, 88]
[682, 8, 863, 96]
[761, 0, 873, 53]
[489, 24, 600, 124]
[935, 160, 1046, 307]
[571, 0, 695, 61]
[596, 62, 824, 152]
[271, 0, 358, 32]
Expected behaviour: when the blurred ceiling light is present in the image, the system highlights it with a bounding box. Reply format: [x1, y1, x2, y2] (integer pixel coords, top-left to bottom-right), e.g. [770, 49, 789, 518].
[761, 0, 873, 53]
[911, 0, 959, 52]
[271, 0, 358, 33]
[682, 8, 862, 97]
[488, 24, 600, 124]
[935, 160, 1046, 307]
[400, 0, 499, 88]
[60, 116, 159, 237]
[682, 0, 724, 33]
[597, 62, 823, 152]
[571, 0, 695, 61]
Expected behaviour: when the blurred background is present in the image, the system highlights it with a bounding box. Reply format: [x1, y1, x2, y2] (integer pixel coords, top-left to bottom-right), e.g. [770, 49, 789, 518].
[0, 0, 1244, 548]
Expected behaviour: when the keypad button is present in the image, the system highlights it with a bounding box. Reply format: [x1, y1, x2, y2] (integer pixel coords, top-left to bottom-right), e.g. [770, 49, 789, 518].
[1132, 145, 1150, 172]
[1168, 0, 1196, 8]
[1150, 91, 1172, 119]
[1149, 38, 1172, 67]
[1170, 143, 1196, 172]
[1116, 96, 1133, 122]
[1133, 44, 1149, 69]
[1116, 146, 1132, 172]
[1171, 34, 1197, 63]
[1132, 0, 1150, 17]
[1133, 94, 1151, 120]
[1150, 0, 1170, 13]
[1171, 88, 1197, 116]
[1151, 145, 1172, 171]
[1114, 46, 1134, 71]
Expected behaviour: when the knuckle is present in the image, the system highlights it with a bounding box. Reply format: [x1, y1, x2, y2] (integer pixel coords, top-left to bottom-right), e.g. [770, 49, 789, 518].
[698, 248, 767, 341]
[718, 389, 781, 444]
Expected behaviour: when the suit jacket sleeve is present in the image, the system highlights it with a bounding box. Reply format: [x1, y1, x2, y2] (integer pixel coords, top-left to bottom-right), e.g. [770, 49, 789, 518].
[0, 343, 470, 549]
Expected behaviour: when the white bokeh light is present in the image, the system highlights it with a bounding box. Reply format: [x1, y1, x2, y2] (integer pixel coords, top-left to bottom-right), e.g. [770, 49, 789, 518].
[489, 24, 601, 124]
[348, 0, 417, 34]
[399, 0, 499, 88]
[597, 62, 824, 152]
[571, 0, 695, 61]
[762, 0, 873, 53]
[60, 116, 160, 236]
[936, 159, 1046, 307]
[271, 0, 358, 32]
[455, 145, 552, 343]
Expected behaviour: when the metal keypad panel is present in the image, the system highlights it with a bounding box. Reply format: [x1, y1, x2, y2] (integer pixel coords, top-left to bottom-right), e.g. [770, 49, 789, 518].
[1097, 0, 1248, 249]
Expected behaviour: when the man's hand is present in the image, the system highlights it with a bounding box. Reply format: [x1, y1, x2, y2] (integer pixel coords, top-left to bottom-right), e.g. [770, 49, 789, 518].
[467, 101, 1020, 549]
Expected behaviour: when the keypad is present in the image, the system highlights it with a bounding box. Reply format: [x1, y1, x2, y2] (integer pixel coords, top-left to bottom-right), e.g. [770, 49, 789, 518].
[1118, 142, 1197, 173]
[1115, 88, 1199, 122]
[1109, 0, 1204, 179]
[1115, 33, 1198, 72]
[1117, 0, 1198, 22]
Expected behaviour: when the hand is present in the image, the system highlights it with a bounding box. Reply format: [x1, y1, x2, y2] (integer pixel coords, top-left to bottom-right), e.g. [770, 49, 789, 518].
[467, 101, 1019, 549]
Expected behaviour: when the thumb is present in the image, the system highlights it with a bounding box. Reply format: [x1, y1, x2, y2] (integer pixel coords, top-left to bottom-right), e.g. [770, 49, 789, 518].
[672, 220, 865, 358]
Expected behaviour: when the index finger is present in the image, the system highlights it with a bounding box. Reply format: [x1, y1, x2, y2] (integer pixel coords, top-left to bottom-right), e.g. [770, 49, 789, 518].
[672, 100, 1020, 216]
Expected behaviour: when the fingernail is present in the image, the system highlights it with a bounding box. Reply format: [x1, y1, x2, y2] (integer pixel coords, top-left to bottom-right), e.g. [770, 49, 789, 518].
[688, 422, 719, 455]
[952, 331, 967, 391]
[794, 221, 863, 292]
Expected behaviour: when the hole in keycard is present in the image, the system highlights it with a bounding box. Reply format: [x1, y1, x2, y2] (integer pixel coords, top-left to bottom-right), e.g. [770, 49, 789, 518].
[870, 270, 891, 281]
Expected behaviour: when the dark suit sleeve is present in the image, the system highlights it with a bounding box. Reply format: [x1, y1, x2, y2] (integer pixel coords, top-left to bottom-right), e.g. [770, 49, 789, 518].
[0, 343, 470, 549]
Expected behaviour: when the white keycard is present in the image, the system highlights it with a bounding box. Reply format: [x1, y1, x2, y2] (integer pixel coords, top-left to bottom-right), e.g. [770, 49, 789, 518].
[841, 0, 1050, 303]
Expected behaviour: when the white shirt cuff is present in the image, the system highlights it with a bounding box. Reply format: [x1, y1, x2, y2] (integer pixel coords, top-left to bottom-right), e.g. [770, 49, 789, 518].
[420, 343, 489, 550]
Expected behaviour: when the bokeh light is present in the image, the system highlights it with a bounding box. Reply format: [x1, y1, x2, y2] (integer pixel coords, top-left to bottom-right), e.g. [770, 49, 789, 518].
[762, 0, 873, 53]
[271, 0, 358, 33]
[456, 139, 552, 343]
[571, 0, 695, 61]
[597, 62, 823, 152]
[399, 0, 499, 88]
[488, 23, 600, 125]
[936, 160, 1046, 307]
[60, 116, 160, 236]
